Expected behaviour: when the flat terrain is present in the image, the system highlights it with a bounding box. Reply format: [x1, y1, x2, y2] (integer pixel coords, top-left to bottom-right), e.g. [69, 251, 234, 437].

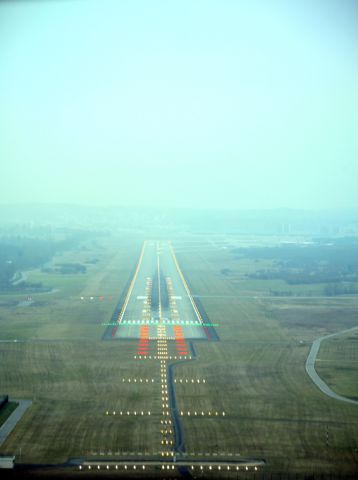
[316, 329, 358, 401]
[0, 402, 18, 427]
[0, 234, 357, 477]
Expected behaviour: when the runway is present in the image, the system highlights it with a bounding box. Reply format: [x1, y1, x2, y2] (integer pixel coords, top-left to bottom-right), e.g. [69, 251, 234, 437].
[112, 241, 207, 341]
[99, 241, 243, 468]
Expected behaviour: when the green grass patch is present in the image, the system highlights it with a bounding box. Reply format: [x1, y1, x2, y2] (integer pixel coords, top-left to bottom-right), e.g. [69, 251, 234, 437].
[0, 401, 18, 427]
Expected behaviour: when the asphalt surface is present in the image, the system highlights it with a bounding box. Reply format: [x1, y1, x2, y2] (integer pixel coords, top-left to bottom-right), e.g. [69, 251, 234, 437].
[0, 399, 32, 447]
[114, 241, 207, 340]
[305, 326, 358, 405]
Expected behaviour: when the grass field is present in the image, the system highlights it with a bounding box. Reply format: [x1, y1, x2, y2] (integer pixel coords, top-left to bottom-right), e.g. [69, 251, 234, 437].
[0, 234, 357, 476]
[316, 330, 358, 401]
[173, 239, 358, 475]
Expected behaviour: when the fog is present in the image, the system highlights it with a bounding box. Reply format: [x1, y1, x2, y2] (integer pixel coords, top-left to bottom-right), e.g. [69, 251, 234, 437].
[1, 0, 357, 210]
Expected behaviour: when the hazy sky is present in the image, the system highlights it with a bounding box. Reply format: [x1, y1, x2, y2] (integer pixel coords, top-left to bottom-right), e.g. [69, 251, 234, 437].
[1, 0, 357, 209]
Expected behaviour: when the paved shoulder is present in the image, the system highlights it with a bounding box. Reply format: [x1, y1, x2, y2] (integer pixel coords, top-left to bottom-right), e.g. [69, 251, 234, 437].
[305, 327, 358, 405]
[0, 399, 32, 447]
